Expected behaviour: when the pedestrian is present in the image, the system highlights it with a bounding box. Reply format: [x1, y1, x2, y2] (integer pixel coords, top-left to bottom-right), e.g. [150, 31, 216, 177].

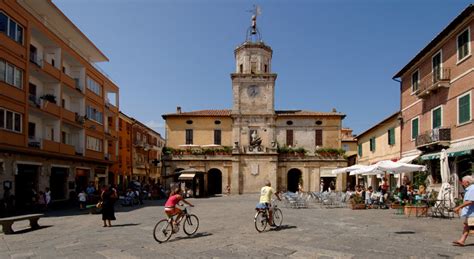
[78, 190, 87, 209]
[44, 187, 51, 208]
[100, 185, 117, 227]
[452, 175, 474, 247]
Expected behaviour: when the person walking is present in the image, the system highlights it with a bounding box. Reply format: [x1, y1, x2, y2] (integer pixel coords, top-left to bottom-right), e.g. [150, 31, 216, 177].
[100, 185, 117, 227]
[452, 175, 474, 246]
[44, 187, 51, 209]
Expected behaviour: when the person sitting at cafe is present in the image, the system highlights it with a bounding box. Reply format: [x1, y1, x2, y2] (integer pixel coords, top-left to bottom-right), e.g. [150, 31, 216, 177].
[365, 186, 373, 206]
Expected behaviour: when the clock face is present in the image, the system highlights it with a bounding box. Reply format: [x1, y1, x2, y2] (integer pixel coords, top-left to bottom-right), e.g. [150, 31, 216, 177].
[247, 85, 260, 97]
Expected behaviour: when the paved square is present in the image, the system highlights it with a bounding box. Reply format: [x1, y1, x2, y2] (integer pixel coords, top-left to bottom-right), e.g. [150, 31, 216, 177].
[1, 194, 473, 258]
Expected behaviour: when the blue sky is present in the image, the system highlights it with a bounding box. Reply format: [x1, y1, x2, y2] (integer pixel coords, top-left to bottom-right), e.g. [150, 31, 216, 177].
[54, 0, 472, 136]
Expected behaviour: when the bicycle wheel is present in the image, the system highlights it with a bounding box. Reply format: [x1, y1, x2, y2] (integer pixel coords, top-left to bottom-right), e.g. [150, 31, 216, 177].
[254, 210, 267, 232]
[183, 214, 199, 235]
[273, 208, 283, 227]
[153, 219, 173, 243]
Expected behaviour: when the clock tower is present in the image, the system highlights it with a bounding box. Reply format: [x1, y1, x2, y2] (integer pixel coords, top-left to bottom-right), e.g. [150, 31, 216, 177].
[230, 8, 279, 193]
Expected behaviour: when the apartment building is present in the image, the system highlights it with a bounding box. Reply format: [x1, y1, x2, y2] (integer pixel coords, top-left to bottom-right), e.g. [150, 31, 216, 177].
[393, 5, 474, 188]
[0, 0, 119, 207]
[356, 112, 401, 189]
[112, 112, 164, 189]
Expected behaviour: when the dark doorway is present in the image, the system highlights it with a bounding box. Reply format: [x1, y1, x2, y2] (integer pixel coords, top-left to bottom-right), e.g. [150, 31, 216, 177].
[50, 167, 68, 200]
[321, 177, 336, 192]
[15, 164, 39, 209]
[207, 169, 222, 195]
[75, 168, 89, 193]
[287, 169, 302, 193]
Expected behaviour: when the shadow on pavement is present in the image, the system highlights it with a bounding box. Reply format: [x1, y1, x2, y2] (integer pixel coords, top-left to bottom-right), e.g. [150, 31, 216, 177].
[269, 225, 297, 231]
[7, 225, 52, 235]
[170, 232, 213, 242]
[108, 223, 140, 227]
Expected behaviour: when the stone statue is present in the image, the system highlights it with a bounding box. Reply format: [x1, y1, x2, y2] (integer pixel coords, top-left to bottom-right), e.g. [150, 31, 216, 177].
[250, 130, 262, 147]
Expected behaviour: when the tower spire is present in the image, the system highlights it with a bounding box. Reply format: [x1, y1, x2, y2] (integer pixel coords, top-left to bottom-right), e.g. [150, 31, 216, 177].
[246, 5, 262, 42]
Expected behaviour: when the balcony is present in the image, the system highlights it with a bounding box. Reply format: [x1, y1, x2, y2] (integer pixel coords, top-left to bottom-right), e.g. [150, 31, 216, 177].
[29, 53, 43, 68]
[42, 139, 60, 153]
[28, 138, 41, 148]
[75, 113, 86, 125]
[61, 108, 76, 123]
[62, 73, 76, 89]
[43, 62, 60, 79]
[416, 68, 451, 98]
[60, 143, 75, 155]
[416, 127, 451, 151]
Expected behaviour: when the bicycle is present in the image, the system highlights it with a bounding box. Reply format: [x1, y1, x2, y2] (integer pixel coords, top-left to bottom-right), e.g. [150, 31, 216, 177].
[153, 206, 199, 243]
[254, 200, 283, 232]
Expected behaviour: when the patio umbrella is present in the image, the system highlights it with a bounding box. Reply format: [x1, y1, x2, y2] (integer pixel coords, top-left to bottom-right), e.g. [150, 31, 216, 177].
[331, 164, 368, 175]
[436, 149, 454, 213]
[349, 165, 384, 175]
[374, 160, 426, 174]
[179, 168, 202, 173]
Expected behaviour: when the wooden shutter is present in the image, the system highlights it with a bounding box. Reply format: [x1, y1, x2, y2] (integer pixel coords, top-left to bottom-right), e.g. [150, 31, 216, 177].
[459, 94, 470, 124]
[286, 130, 293, 146]
[315, 129, 323, 146]
[186, 129, 193, 145]
[214, 130, 221, 145]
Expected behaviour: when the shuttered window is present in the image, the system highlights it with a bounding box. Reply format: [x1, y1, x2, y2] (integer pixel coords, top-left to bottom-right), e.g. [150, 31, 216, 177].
[370, 137, 376, 152]
[185, 129, 193, 145]
[286, 130, 293, 147]
[388, 128, 395, 145]
[315, 129, 323, 146]
[458, 93, 471, 124]
[432, 107, 442, 129]
[411, 118, 419, 140]
[457, 28, 470, 61]
[358, 144, 362, 157]
[214, 129, 221, 145]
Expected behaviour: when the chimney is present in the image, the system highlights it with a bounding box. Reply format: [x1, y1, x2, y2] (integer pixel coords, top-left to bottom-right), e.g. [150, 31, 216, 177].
[332, 108, 337, 112]
[176, 106, 182, 114]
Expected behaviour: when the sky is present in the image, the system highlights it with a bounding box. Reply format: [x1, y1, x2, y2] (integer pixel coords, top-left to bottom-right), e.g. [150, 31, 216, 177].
[54, 0, 472, 136]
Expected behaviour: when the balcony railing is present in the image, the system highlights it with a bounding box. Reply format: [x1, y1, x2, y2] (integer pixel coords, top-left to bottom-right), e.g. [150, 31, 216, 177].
[29, 53, 43, 67]
[415, 127, 451, 148]
[28, 137, 41, 148]
[28, 94, 41, 107]
[416, 68, 451, 98]
[75, 113, 86, 125]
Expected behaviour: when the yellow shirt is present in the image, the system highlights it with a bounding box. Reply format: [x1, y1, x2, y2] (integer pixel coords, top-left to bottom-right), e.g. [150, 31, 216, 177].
[259, 186, 274, 203]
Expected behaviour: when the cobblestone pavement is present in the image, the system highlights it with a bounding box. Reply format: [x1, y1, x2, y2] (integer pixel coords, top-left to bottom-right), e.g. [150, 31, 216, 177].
[1, 194, 474, 258]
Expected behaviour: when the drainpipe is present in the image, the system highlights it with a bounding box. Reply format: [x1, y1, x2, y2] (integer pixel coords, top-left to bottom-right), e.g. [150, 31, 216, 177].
[392, 77, 403, 187]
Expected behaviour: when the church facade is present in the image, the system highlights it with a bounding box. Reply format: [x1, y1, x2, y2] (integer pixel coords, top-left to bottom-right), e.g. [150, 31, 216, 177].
[162, 19, 348, 195]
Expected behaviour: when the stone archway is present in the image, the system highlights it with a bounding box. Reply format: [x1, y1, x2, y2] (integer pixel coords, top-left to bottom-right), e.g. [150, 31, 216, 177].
[287, 168, 302, 193]
[207, 168, 222, 195]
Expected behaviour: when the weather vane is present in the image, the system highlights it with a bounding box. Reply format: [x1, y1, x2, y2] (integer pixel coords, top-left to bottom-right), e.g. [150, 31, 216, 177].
[246, 5, 262, 42]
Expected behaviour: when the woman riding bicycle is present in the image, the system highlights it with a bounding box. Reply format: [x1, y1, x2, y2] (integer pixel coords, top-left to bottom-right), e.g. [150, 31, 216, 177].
[164, 185, 194, 226]
[256, 180, 281, 226]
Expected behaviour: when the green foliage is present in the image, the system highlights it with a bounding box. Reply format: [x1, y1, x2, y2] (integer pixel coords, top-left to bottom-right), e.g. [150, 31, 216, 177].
[413, 172, 428, 188]
[350, 195, 364, 204]
[277, 145, 307, 155]
[315, 148, 345, 157]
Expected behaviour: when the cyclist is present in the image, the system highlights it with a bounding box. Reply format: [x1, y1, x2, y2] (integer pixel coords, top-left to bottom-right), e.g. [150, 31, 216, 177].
[164, 185, 194, 229]
[256, 180, 281, 226]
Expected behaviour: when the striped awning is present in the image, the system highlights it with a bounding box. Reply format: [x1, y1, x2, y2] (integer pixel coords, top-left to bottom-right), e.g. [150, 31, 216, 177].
[421, 144, 473, 160]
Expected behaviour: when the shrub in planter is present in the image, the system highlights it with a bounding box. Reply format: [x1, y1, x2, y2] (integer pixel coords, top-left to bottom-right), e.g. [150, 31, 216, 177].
[40, 94, 57, 104]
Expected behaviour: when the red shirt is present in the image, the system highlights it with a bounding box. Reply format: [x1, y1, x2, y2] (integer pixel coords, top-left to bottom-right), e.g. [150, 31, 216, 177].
[165, 194, 182, 208]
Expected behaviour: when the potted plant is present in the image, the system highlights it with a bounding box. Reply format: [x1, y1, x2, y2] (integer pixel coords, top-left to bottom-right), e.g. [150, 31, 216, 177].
[40, 94, 57, 104]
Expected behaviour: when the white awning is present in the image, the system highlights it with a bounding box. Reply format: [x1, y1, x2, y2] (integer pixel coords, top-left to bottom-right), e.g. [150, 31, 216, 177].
[178, 173, 196, 180]
[398, 155, 419, 163]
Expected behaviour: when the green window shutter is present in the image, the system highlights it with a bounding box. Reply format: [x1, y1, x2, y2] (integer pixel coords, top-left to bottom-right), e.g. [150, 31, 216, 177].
[412, 119, 419, 139]
[358, 144, 362, 157]
[433, 108, 442, 129]
[388, 128, 395, 145]
[370, 137, 376, 152]
[459, 94, 471, 124]
[373, 137, 376, 151]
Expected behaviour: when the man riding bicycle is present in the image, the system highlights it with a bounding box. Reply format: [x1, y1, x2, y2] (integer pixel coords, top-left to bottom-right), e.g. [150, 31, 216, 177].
[256, 180, 281, 226]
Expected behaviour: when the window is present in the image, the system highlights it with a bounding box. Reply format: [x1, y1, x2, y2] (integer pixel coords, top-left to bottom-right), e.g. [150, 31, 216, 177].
[86, 136, 102, 152]
[457, 28, 470, 61]
[432, 106, 442, 129]
[411, 118, 419, 141]
[86, 106, 103, 124]
[369, 137, 376, 152]
[411, 70, 419, 93]
[28, 122, 35, 138]
[315, 129, 323, 146]
[251, 62, 257, 74]
[0, 59, 23, 89]
[387, 128, 395, 145]
[86, 77, 102, 96]
[343, 144, 349, 152]
[432, 51, 442, 81]
[185, 129, 193, 145]
[214, 129, 221, 145]
[358, 143, 362, 157]
[0, 12, 23, 44]
[286, 130, 293, 146]
[62, 131, 67, 144]
[458, 92, 471, 125]
[239, 64, 243, 73]
[0, 108, 22, 133]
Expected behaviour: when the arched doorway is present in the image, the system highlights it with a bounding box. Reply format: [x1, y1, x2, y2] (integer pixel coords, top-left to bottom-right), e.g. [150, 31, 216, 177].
[287, 169, 302, 193]
[207, 169, 222, 195]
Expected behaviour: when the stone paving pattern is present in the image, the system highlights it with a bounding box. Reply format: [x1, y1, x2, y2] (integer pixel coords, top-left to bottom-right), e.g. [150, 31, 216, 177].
[1, 194, 474, 258]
